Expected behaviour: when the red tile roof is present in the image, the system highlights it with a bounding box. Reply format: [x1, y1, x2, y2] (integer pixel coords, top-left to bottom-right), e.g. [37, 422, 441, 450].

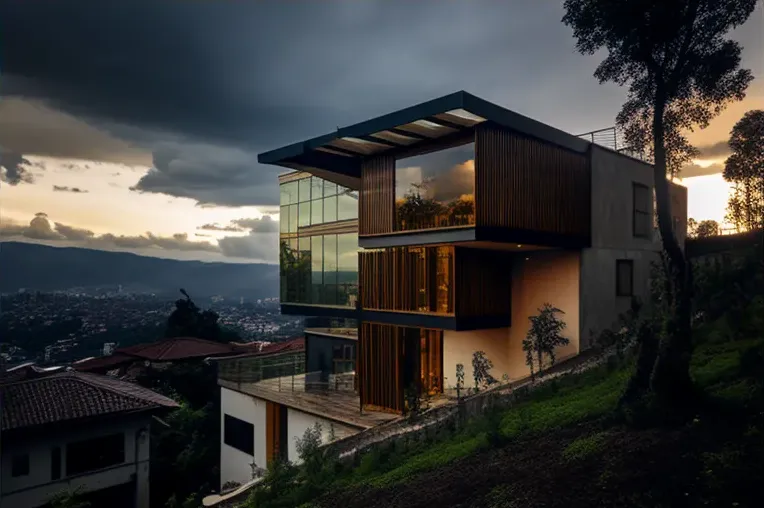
[259, 337, 305, 355]
[72, 353, 135, 373]
[117, 337, 242, 361]
[1, 371, 179, 431]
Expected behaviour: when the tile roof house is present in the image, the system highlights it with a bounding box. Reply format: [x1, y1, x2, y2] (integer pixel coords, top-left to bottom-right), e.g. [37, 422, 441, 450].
[74, 336, 263, 375]
[0, 371, 178, 508]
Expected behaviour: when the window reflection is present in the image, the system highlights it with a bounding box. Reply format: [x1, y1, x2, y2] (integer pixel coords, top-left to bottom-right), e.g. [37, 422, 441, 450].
[395, 143, 475, 232]
[279, 176, 356, 228]
[279, 232, 358, 307]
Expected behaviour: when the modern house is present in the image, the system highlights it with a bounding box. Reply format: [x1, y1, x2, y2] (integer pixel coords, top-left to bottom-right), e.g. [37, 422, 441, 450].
[258, 90, 688, 414]
[0, 371, 178, 508]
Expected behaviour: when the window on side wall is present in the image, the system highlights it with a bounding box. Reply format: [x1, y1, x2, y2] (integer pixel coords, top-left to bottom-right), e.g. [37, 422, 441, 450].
[633, 183, 651, 238]
[224, 414, 255, 456]
[616, 259, 634, 297]
[66, 433, 125, 476]
[11, 453, 30, 477]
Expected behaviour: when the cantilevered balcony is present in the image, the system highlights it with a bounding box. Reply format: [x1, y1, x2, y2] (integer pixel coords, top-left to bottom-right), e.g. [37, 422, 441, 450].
[259, 91, 592, 252]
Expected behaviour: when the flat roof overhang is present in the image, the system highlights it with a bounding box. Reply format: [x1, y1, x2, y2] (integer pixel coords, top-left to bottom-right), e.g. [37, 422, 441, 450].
[257, 91, 591, 188]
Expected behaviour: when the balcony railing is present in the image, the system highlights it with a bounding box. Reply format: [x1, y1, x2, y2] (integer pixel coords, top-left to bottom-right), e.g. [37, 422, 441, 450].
[577, 127, 650, 163]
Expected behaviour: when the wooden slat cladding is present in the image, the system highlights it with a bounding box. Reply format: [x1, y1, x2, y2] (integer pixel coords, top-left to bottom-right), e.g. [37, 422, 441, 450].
[359, 155, 395, 236]
[359, 323, 444, 413]
[359, 323, 404, 413]
[454, 247, 513, 319]
[475, 124, 591, 238]
[359, 246, 454, 314]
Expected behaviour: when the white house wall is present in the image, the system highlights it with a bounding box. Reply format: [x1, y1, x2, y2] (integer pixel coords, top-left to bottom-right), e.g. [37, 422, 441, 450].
[285, 408, 355, 465]
[0, 417, 151, 508]
[443, 250, 580, 387]
[220, 387, 266, 488]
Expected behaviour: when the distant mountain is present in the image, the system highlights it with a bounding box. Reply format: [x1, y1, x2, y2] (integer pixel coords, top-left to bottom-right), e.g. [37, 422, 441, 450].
[0, 242, 279, 298]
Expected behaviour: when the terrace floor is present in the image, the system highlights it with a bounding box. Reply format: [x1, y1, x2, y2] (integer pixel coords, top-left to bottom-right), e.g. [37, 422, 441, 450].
[219, 375, 399, 430]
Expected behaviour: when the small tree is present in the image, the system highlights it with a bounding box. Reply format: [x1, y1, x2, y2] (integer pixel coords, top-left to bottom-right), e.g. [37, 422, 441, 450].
[472, 351, 495, 391]
[455, 363, 465, 400]
[523, 304, 568, 380]
[295, 422, 324, 479]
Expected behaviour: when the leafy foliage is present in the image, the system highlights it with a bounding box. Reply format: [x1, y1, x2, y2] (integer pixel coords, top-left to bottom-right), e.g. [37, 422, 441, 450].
[48, 488, 91, 508]
[695, 219, 721, 238]
[523, 304, 569, 380]
[455, 363, 465, 400]
[724, 109, 764, 232]
[165, 288, 235, 342]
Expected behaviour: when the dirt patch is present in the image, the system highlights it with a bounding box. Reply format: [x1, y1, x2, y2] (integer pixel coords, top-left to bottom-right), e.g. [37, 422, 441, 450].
[317, 420, 754, 508]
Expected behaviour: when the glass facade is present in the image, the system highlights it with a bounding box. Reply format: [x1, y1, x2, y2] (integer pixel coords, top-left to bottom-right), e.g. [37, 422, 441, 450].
[280, 233, 359, 306]
[395, 143, 476, 232]
[279, 173, 359, 307]
[279, 175, 358, 234]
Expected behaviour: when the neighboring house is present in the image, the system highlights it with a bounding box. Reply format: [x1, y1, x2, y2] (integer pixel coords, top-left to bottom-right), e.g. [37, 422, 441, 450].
[0, 371, 178, 508]
[74, 336, 260, 377]
[211, 336, 389, 489]
[258, 90, 689, 414]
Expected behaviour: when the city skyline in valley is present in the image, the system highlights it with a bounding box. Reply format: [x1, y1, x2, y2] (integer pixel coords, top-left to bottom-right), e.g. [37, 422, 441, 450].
[1, 1, 762, 263]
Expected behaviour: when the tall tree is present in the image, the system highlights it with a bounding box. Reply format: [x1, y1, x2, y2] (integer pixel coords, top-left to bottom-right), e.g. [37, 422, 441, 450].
[563, 0, 756, 403]
[724, 110, 764, 232]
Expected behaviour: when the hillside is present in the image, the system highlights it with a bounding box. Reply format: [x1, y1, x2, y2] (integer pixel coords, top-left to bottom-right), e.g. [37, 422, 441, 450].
[241, 248, 764, 508]
[0, 241, 279, 298]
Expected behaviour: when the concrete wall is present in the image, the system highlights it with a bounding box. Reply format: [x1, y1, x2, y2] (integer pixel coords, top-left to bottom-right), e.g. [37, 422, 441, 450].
[581, 146, 663, 347]
[0, 417, 150, 508]
[220, 387, 267, 488]
[443, 250, 580, 386]
[285, 408, 355, 465]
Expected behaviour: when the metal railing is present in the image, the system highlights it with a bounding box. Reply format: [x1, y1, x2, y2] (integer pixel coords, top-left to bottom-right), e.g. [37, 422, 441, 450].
[577, 126, 650, 163]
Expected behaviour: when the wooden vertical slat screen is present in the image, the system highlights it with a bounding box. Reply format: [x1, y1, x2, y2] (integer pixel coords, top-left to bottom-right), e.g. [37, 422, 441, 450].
[475, 124, 591, 238]
[265, 401, 281, 464]
[359, 322, 404, 413]
[454, 247, 512, 318]
[359, 155, 395, 235]
[359, 247, 454, 314]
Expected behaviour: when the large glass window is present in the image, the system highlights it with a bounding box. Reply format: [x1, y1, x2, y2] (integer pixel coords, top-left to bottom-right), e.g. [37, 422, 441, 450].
[279, 233, 358, 307]
[298, 202, 311, 228]
[280, 181, 298, 206]
[324, 195, 338, 223]
[311, 198, 323, 225]
[338, 187, 359, 221]
[299, 178, 312, 203]
[395, 143, 475, 232]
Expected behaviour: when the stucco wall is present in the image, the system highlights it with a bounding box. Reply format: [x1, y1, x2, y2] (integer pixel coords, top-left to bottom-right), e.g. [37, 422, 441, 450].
[285, 408, 355, 465]
[220, 387, 266, 487]
[443, 250, 580, 385]
[0, 417, 150, 508]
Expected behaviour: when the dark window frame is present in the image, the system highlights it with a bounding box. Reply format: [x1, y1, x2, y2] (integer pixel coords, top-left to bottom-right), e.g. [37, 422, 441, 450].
[632, 183, 651, 238]
[11, 453, 30, 477]
[223, 414, 255, 456]
[616, 259, 634, 297]
[65, 433, 125, 476]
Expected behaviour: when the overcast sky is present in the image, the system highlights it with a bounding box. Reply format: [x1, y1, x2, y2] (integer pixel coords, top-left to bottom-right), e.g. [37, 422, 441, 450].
[1, 0, 762, 263]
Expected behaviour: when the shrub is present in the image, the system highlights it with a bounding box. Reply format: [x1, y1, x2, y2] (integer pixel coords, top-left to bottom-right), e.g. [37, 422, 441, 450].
[472, 351, 496, 391]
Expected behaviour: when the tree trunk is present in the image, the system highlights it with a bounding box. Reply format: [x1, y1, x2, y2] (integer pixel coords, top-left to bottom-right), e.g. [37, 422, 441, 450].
[620, 320, 659, 406]
[648, 94, 695, 403]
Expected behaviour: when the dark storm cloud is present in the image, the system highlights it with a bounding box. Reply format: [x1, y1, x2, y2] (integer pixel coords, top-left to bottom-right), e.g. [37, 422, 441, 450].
[0, 150, 34, 185]
[697, 141, 732, 159]
[0, 0, 611, 207]
[198, 215, 278, 234]
[53, 185, 89, 193]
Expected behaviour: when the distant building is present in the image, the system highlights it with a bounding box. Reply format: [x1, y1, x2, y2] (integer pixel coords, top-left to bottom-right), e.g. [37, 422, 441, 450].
[0, 371, 178, 508]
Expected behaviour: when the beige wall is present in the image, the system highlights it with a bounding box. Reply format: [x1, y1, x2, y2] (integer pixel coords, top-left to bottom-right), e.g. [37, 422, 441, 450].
[443, 250, 580, 386]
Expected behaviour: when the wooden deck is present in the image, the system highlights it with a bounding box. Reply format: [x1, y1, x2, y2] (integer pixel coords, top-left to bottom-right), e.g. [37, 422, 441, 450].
[219, 375, 399, 430]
